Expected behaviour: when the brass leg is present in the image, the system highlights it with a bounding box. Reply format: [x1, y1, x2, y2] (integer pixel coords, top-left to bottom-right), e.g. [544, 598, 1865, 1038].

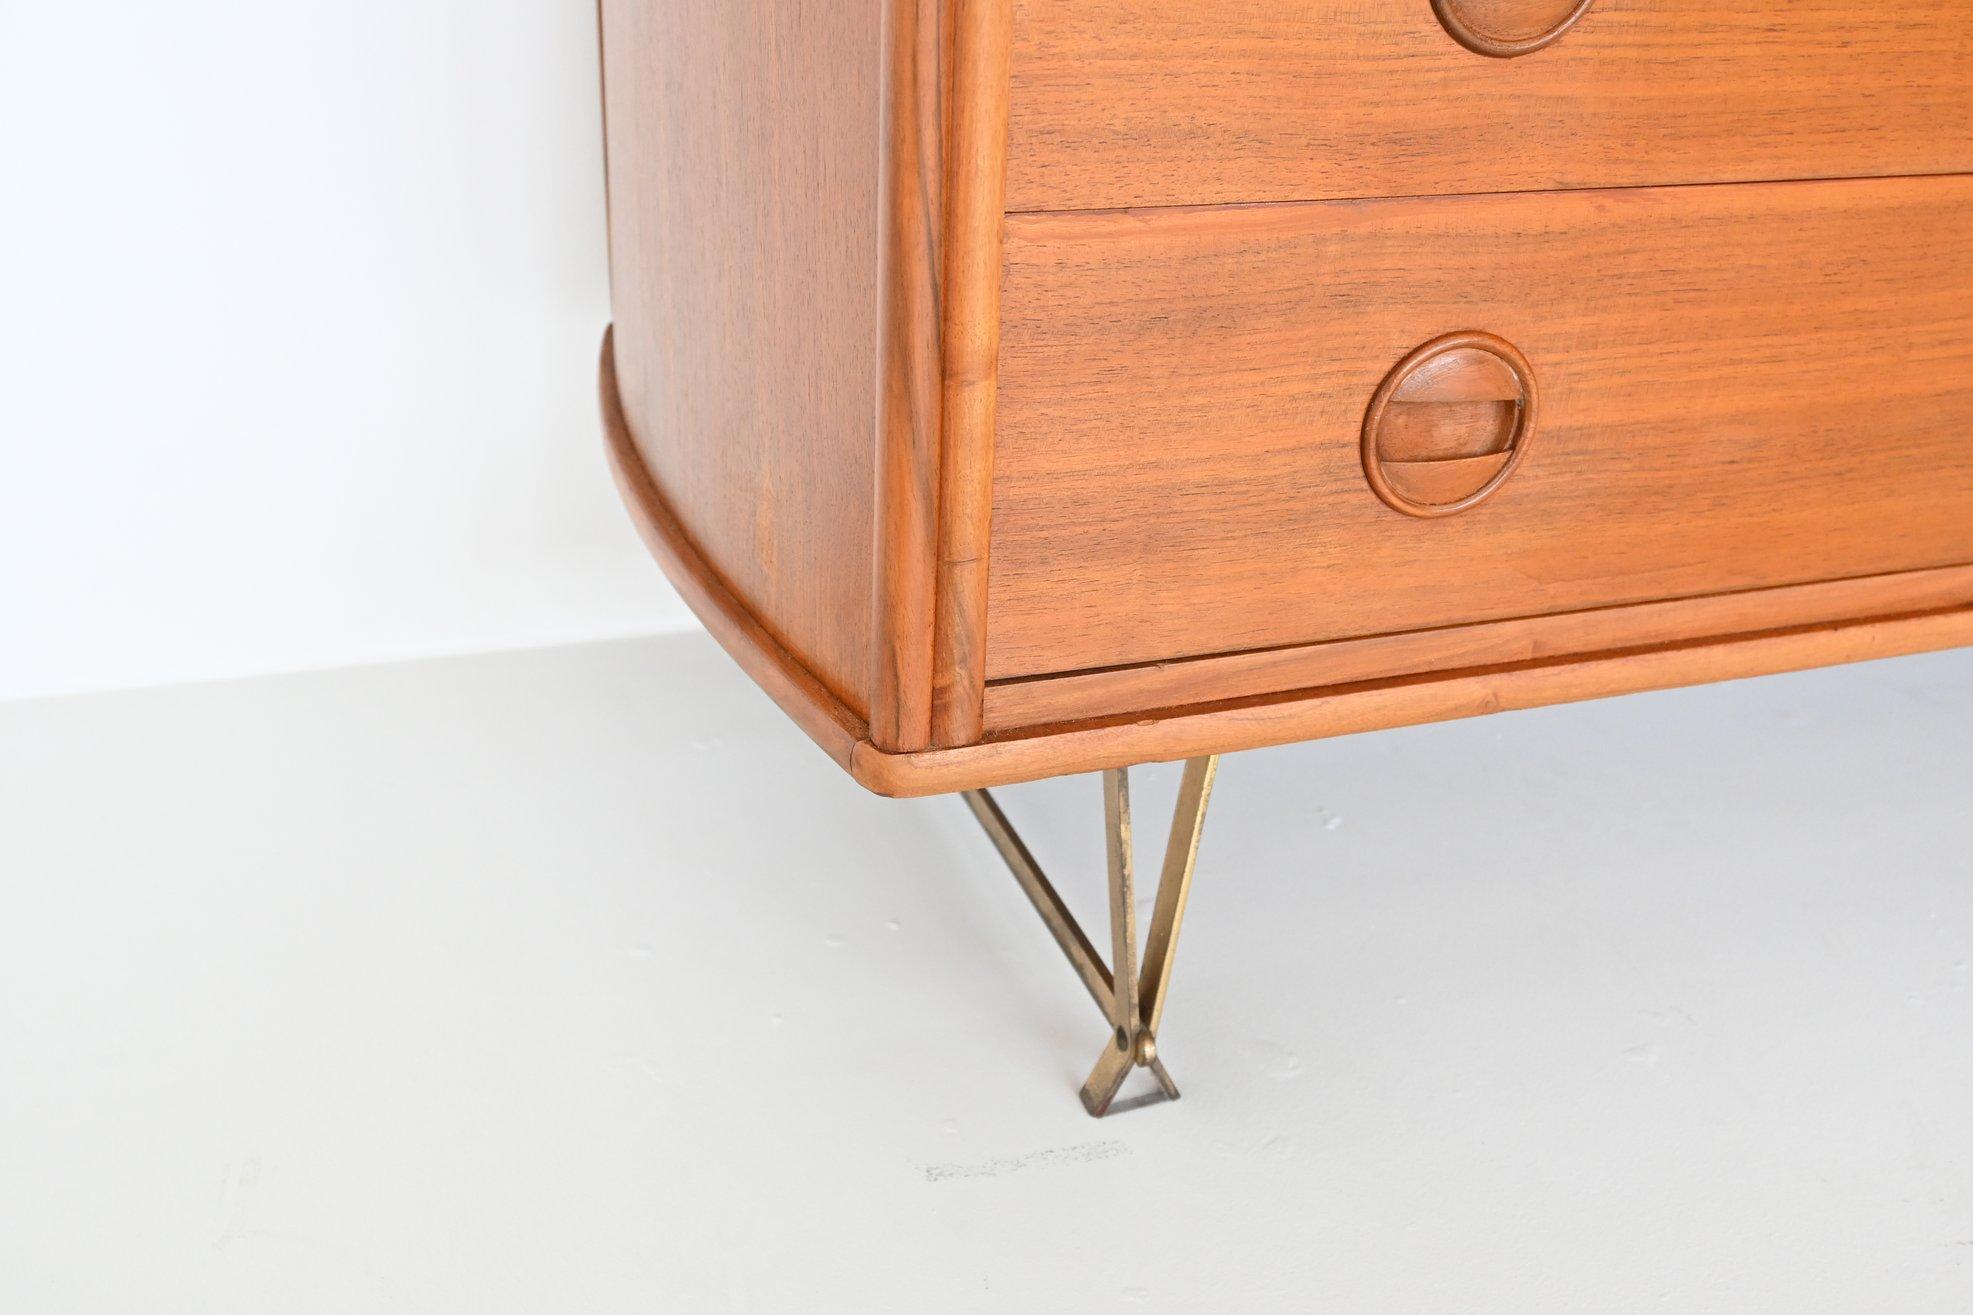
[964, 756, 1220, 1117]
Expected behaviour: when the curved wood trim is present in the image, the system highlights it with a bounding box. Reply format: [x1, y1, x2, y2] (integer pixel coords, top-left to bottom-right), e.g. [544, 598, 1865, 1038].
[929, 0, 1014, 748]
[856, 605, 1973, 796]
[871, 0, 947, 753]
[1431, 0, 1596, 58]
[981, 564, 1973, 732]
[600, 329, 867, 769]
[1362, 331, 1536, 519]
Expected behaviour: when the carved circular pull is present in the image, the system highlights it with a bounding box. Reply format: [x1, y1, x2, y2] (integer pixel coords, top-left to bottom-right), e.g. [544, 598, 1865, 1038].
[1432, 0, 1595, 57]
[1362, 331, 1538, 519]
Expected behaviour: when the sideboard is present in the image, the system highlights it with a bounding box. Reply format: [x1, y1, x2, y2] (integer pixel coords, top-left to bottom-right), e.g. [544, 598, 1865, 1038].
[598, 1, 1973, 1113]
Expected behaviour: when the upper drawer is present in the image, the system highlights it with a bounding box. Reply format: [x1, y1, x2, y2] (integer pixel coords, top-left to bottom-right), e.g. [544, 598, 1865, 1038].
[987, 176, 1973, 680]
[1006, 0, 1973, 211]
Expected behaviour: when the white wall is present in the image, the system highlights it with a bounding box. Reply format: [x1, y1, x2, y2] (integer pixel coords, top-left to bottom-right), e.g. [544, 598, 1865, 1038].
[0, 0, 695, 704]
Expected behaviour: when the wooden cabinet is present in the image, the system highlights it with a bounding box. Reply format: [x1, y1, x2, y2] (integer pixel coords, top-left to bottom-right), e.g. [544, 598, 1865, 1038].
[598, 0, 1973, 798]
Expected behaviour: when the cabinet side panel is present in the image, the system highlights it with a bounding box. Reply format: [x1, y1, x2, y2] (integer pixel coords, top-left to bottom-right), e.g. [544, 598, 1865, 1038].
[601, 0, 880, 714]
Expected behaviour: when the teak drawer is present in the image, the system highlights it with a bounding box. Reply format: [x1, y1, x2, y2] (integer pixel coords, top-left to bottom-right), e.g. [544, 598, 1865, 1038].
[988, 176, 1973, 683]
[1007, 0, 1973, 211]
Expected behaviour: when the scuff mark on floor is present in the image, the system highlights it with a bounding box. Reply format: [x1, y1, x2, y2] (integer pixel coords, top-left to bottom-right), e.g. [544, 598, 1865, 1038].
[920, 1139, 1130, 1183]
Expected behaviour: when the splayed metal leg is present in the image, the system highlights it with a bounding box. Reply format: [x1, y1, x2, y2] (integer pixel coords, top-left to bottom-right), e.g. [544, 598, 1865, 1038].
[963, 757, 1219, 1116]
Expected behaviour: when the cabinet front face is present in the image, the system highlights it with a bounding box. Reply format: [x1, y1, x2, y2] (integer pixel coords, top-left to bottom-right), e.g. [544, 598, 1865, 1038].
[599, 0, 1973, 789]
[984, 176, 1973, 688]
[1004, 0, 1973, 212]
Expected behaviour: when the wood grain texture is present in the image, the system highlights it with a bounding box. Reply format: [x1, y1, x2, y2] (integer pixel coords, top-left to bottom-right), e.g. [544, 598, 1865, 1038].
[1433, 0, 1597, 58]
[600, 330, 866, 770]
[601, 0, 882, 714]
[871, 0, 947, 750]
[1363, 331, 1536, 517]
[863, 605, 1973, 796]
[609, 328, 1973, 795]
[601, 2, 1973, 796]
[990, 176, 1973, 680]
[929, 0, 1014, 747]
[1005, 0, 1973, 211]
[982, 565, 1973, 733]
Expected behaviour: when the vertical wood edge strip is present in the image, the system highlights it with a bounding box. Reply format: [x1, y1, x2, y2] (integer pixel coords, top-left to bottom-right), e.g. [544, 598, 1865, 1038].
[930, 0, 1014, 747]
[872, 0, 947, 751]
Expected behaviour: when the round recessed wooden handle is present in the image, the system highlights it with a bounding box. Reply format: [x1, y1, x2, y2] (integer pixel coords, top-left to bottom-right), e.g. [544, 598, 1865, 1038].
[1362, 332, 1538, 519]
[1432, 0, 1594, 57]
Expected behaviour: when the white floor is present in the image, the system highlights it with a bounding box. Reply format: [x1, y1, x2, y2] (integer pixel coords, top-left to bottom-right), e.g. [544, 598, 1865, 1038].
[2, 633, 1970, 1313]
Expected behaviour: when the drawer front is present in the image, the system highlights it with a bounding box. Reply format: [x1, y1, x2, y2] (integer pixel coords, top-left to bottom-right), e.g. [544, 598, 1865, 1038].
[1007, 1, 1973, 211]
[986, 177, 1973, 680]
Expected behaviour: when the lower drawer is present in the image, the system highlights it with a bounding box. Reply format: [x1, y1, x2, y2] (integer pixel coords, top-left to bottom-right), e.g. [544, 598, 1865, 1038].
[987, 176, 1973, 687]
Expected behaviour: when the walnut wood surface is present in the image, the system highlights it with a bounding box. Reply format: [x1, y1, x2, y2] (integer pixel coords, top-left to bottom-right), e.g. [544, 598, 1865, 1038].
[990, 176, 1973, 680]
[600, 0, 882, 714]
[1005, 0, 1973, 211]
